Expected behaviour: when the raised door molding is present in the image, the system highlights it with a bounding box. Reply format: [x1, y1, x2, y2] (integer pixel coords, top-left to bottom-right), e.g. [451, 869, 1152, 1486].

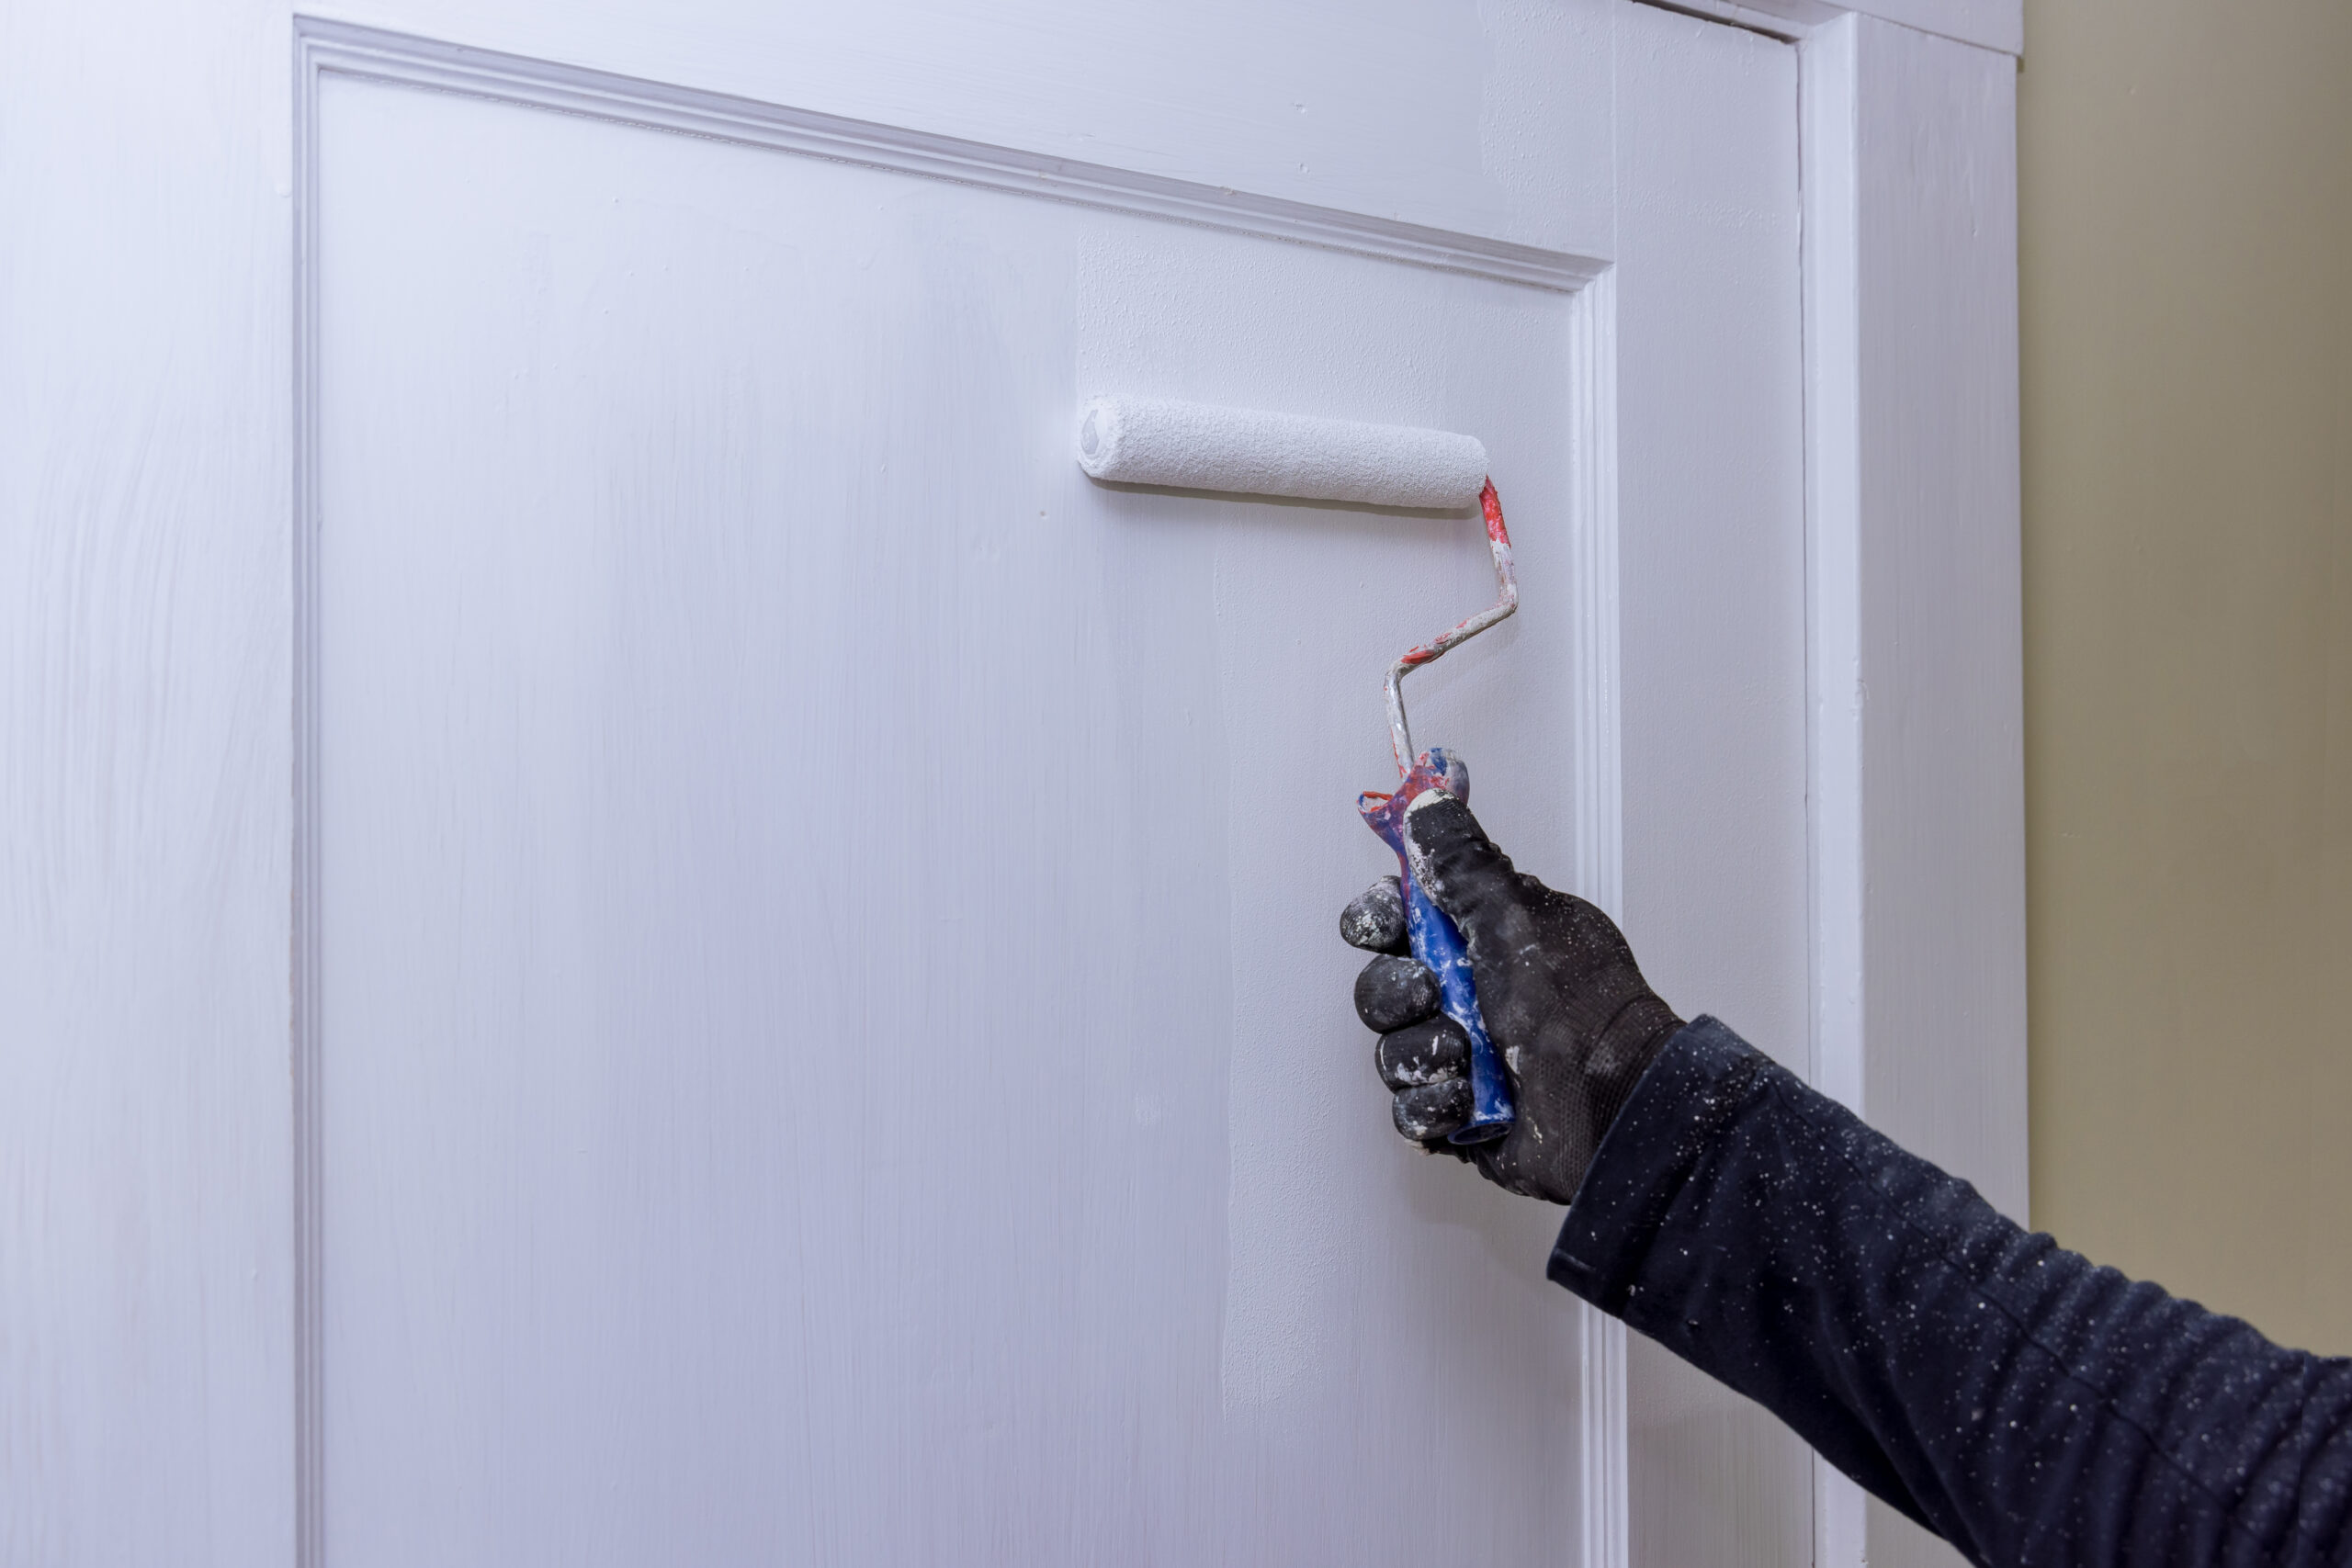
[293, 19, 1598, 294]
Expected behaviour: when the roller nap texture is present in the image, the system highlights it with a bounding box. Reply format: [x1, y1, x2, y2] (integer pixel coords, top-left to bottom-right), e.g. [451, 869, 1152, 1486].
[1075, 396, 1487, 509]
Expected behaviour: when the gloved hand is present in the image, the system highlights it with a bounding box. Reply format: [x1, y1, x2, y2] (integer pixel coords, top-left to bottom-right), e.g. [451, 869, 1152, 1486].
[1340, 790, 1685, 1204]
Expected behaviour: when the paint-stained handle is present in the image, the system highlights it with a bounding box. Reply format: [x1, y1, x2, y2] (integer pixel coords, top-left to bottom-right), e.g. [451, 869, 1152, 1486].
[1358, 749, 1514, 1145]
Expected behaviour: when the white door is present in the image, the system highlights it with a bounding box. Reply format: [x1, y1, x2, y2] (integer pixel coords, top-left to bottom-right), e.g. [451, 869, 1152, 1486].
[8, 3, 2003, 1564]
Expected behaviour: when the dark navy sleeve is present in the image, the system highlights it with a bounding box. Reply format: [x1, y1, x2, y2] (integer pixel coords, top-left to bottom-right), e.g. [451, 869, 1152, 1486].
[1549, 1016, 2352, 1568]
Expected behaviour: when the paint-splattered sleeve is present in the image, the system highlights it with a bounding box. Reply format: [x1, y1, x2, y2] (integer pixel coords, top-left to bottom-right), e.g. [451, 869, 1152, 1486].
[1548, 1016, 2352, 1568]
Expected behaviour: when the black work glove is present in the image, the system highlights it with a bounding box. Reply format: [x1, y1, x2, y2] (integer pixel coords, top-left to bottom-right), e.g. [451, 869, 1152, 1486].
[1341, 791, 1685, 1205]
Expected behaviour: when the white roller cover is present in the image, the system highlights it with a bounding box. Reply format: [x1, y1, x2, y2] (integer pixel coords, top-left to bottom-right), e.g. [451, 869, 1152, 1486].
[1074, 395, 1487, 509]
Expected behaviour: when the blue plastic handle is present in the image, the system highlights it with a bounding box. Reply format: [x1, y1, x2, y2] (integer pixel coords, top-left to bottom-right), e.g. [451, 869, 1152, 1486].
[1358, 748, 1514, 1145]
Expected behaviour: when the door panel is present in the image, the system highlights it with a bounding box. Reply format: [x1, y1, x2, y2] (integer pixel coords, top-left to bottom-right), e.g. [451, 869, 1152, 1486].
[315, 69, 1590, 1564]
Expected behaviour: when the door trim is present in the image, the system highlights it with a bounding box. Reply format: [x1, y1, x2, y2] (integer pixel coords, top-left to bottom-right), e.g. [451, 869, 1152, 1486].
[1798, 15, 2025, 1568]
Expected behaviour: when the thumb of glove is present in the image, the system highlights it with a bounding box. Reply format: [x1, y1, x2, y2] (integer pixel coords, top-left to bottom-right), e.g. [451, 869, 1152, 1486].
[1401, 789, 1531, 951]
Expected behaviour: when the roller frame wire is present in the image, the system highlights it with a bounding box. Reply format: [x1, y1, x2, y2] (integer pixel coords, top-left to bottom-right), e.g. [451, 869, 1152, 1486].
[1381, 479, 1519, 776]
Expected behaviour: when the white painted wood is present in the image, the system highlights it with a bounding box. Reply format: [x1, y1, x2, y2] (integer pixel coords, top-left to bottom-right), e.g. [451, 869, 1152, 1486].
[1640, 0, 2021, 57]
[1643, 0, 1841, 43]
[1800, 15, 2026, 1568]
[304, 50, 1610, 1566]
[1849, 18, 2027, 1229]
[302, 0, 1623, 261]
[1803, 10, 1871, 1208]
[284, 28, 1615, 1555]
[1854, 19, 2026, 1568]
[1799, 17, 1887, 1565]
[1, 2, 2022, 1563]
[1569, 266, 1634, 1568]
[1846, 0, 2020, 54]
[0, 6, 298, 1566]
[296, 21, 1597, 294]
[1611, 10, 1815, 1568]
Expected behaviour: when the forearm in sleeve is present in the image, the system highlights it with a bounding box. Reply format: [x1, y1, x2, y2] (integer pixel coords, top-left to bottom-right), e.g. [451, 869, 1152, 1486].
[1548, 1017, 2352, 1568]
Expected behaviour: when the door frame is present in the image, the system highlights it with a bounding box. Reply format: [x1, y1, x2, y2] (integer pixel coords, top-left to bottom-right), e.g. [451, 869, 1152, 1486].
[1796, 11, 2025, 1568]
[1579, 8, 2024, 1566]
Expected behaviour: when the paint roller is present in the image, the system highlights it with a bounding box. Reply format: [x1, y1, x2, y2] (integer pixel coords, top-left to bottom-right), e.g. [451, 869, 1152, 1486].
[1077, 395, 1519, 1143]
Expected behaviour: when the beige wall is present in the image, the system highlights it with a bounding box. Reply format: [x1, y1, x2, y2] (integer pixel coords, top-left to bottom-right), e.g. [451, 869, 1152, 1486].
[2021, 0, 2352, 1354]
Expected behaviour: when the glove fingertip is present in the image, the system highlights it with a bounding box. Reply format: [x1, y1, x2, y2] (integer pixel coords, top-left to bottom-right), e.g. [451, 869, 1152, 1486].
[1353, 953, 1440, 1032]
[1374, 1016, 1471, 1090]
[1393, 1078, 1473, 1144]
[1339, 876, 1408, 954]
